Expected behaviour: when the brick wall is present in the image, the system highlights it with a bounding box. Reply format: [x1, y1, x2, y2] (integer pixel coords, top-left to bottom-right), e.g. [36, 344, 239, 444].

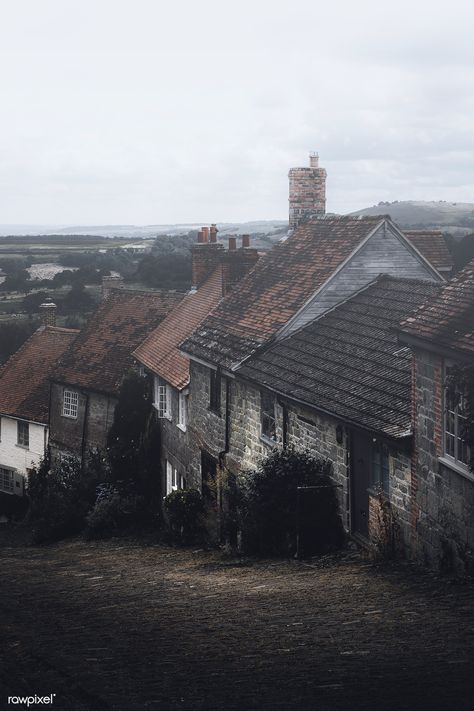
[412, 348, 474, 574]
[288, 155, 327, 230]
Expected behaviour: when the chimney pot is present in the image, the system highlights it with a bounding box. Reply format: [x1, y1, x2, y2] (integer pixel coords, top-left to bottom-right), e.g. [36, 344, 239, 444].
[242, 234, 250, 248]
[228, 237, 237, 251]
[197, 229, 205, 243]
[309, 152, 319, 168]
[210, 224, 218, 243]
[202, 226, 210, 242]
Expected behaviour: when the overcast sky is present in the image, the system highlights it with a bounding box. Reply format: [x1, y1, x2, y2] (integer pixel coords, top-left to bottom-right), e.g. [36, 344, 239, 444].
[0, 0, 473, 225]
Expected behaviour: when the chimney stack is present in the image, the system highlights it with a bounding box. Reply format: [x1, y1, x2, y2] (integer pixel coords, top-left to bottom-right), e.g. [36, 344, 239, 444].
[241, 234, 251, 248]
[191, 225, 224, 287]
[39, 298, 57, 327]
[228, 237, 237, 251]
[102, 275, 124, 300]
[288, 152, 327, 231]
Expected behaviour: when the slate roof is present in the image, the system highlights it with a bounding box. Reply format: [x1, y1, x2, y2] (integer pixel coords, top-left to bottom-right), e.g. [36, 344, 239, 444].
[398, 260, 474, 357]
[133, 267, 224, 390]
[238, 277, 441, 439]
[181, 216, 387, 370]
[0, 326, 78, 424]
[53, 288, 183, 395]
[403, 230, 453, 272]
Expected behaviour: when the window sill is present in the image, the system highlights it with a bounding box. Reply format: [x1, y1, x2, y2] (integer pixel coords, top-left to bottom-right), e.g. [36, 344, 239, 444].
[176, 424, 187, 433]
[15, 444, 29, 451]
[438, 456, 474, 482]
[260, 435, 277, 448]
[61, 414, 78, 420]
[208, 407, 221, 418]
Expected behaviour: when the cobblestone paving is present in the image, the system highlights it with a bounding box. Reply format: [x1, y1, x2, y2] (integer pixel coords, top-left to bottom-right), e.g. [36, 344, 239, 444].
[0, 537, 473, 711]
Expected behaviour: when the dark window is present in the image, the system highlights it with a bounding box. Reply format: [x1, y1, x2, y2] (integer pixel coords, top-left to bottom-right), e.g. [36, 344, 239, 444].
[444, 364, 470, 468]
[17, 420, 29, 448]
[261, 391, 276, 442]
[371, 442, 389, 494]
[209, 369, 221, 413]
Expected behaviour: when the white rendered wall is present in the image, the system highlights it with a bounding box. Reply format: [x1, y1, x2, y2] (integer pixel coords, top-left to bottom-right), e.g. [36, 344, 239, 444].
[0, 416, 47, 474]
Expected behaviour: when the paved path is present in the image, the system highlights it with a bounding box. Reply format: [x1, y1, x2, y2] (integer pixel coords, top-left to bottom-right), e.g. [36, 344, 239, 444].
[0, 538, 473, 711]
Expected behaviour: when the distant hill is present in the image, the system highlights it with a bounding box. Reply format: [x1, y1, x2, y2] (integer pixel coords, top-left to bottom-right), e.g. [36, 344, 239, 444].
[0, 221, 287, 240]
[350, 201, 474, 235]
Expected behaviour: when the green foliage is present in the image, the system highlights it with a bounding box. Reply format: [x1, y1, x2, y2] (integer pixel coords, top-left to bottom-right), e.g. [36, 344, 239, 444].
[0, 321, 39, 364]
[84, 483, 146, 540]
[0, 269, 31, 293]
[22, 291, 49, 314]
[164, 489, 205, 543]
[136, 254, 191, 289]
[60, 284, 96, 314]
[231, 446, 342, 557]
[27, 451, 106, 543]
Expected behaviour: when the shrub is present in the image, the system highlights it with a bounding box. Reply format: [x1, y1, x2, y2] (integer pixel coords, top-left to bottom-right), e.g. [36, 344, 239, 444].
[164, 489, 205, 543]
[84, 483, 146, 540]
[231, 446, 344, 557]
[27, 451, 105, 543]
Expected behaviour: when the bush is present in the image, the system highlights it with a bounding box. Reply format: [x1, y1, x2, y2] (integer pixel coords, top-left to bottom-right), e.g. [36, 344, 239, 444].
[27, 451, 105, 543]
[231, 446, 344, 557]
[84, 483, 146, 540]
[164, 489, 205, 543]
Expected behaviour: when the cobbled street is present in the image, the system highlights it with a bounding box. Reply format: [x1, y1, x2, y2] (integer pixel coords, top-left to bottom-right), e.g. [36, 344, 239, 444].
[0, 537, 473, 711]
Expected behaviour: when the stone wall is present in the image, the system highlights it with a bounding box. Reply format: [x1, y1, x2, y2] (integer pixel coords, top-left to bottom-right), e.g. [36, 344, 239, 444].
[412, 348, 474, 574]
[288, 155, 327, 230]
[49, 382, 117, 460]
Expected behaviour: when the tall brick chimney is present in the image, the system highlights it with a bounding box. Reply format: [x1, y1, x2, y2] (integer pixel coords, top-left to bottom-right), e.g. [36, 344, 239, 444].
[192, 226, 224, 287]
[289, 152, 327, 230]
[39, 298, 57, 327]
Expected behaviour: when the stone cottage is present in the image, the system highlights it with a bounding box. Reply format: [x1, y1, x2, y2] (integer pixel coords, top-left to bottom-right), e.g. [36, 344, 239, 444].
[48, 286, 182, 463]
[133, 226, 259, 498]
[397, 260, 474, 572]
[179, 214, 444, 515]
[0, 320, 78, 496]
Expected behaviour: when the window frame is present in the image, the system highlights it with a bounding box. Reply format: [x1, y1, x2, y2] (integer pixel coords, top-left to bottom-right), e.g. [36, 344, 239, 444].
[17, 420, 29, 449]
[154, 377, 172, 420]
[370, 440, 390, 495]
[177, 390, 187, 432]
[62, 389, 79, 419]
[260, 390, 277, 444]
[165, 460, 185, 496]
[0, 466, 14, 494]
[443, 362, 471, 470]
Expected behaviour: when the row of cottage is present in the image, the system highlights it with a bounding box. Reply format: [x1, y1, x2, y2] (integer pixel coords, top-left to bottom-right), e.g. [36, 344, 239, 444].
[0, 162, 473, 572]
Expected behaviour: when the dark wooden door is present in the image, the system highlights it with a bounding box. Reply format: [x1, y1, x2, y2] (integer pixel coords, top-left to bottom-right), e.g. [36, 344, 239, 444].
[351, 434, 371, 537]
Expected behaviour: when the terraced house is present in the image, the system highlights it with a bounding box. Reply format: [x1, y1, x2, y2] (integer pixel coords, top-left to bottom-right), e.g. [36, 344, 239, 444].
[0, 320, 78, 496]
[48, 285, 182, 463]
[133, 225, 259, 498]
[179, 214, 447, 546]
[397, 261, 474, 572]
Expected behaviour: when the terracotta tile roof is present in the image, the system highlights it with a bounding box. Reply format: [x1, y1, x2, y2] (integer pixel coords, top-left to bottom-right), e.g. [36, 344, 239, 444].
[238, 277, 441, 439]
[53, 289, 183, 395]
[398, 260, 474, 357]
[0, 326, 79, 424]
[403, 230, 453, 272]
[133, 267, 224, 389]
[182, 216, 386, 369]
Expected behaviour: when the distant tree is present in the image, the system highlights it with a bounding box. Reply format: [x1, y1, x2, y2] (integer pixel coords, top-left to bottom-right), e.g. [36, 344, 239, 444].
[60, 284, 96, 314]
[22, 291, 49, 314]
[0, 269, 31, 293]
[0, 321, 39, 364]
[136, 253, 191, 289]
[451, 234, 474, 272]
